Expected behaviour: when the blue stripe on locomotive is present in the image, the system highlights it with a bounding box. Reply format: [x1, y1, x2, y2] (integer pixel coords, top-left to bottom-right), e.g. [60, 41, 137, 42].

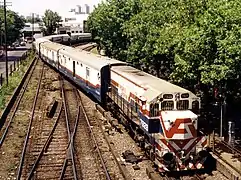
[138, 111, 163, 134]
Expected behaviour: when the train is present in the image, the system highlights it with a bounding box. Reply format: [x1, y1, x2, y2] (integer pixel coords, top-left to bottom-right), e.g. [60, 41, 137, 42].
[34, 33, 209, 173]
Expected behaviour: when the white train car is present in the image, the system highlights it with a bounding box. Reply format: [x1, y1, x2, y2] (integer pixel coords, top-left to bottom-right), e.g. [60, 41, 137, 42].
[36, 37, 126, 102]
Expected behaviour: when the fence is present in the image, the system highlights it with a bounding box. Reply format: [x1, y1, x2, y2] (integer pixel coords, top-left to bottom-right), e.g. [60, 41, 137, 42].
[0, 50, 32, 86]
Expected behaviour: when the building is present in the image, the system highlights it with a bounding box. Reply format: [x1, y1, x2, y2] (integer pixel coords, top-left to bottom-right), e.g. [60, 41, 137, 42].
[55, 4, 93, 34]
[21, 23, 44, 39]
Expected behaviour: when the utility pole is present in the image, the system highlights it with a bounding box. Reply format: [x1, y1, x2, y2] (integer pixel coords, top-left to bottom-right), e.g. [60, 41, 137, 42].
[4, 0, 8, 85]
[32, 13, 34, 42]
[1, 0, 12, 85]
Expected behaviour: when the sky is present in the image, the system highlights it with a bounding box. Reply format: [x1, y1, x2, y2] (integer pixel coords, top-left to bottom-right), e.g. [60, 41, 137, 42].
[10, 0, 102, 17]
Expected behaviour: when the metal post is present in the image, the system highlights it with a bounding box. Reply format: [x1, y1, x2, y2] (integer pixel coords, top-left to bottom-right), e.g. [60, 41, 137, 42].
[10, 64, 12, 75]
[212, 130, 215, 152]
[228, 121, 235, 147]
[0, 73, 2, 86]
[208, 134, 210, 147]
[32, 13, 34, 42]
[4, 0, 8, 85]
[220, 102, 223, 138]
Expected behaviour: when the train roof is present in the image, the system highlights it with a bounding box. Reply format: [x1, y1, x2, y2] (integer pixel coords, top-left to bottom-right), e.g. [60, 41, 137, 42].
[111, 66, 197, 102]
[60, 47, 127, 70]
[40, 33, 91, 40]
[41, 41, 127, 70]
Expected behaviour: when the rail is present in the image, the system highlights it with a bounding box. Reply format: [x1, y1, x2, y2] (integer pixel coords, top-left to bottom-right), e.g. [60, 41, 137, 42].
[26, 103, 63, 179]
[95, 104, 131, 180]
[16, 62, 44, 180]
[59, 76, 78, 180]
[218, 138, 241, 157]
[78, 92, 111, 180]
[0, 57, 37, 146]
[0, 56, 37, 130]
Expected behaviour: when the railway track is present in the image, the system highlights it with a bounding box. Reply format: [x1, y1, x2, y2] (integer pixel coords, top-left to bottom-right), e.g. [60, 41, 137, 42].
[73, 42, 97, 51]
[215, 137, 241, 158]
[16, 62, 45, 179]
[16, 73, 78, 179]
[0, 57, 44, 178]
[0, 57, 38, 146]
[210, 136, 241, 179]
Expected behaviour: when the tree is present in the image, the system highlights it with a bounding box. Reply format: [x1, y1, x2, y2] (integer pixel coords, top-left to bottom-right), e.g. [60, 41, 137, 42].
[88, 0, 241, 105]
[0, 9, 25, 44]
[87, 0, 141, 59]
[25, 16, 42, 23]
[42, 9, 61, 35]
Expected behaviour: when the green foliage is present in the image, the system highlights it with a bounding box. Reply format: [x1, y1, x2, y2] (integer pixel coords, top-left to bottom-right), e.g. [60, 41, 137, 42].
[0, 51, 34, 109]
[0, 9, 25, 44]
[87, 0, 141, 59]
[42, 9, 61, 35]
[88, 0, 241, 99]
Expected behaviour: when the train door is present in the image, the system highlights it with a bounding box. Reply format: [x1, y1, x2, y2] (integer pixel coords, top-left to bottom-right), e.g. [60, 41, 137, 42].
[86, 67, 90, 86]
[73, 61, 75, 77]
[52, 51, 54, 64]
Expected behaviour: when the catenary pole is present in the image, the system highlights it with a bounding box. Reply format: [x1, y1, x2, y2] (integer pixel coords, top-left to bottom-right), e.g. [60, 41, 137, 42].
[4, 0, 8, 85]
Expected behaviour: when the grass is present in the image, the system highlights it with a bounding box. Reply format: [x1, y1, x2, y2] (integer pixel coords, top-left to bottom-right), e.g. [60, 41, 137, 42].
[0, 50, 35, 110]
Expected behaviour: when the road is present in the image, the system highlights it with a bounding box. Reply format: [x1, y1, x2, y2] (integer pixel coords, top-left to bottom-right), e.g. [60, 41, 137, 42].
[0, 44, 31, 81]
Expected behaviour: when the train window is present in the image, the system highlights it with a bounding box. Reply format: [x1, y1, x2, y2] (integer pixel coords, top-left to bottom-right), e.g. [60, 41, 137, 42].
[181, 93, 189, 98]
[163, 94, 173, 99]
[150, 103, 159, 117]
[161, 101, 174, 110]
[86, 67, 90, 76]
[192, 100, 200, 114]
[76, 31, 78, 33]
[177, 100, 189, 110]
[77, 62, 79, 65]
[72, 31, 74, 33]
[69, 58, 71, 61]
[81, 63, 83, 67]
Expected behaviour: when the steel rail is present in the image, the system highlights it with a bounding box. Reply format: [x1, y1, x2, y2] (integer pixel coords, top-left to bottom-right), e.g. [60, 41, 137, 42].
[16, 62, 44, 180]
[219, 139, 241, 156]
[213, 150, 241, 176]
[26, 102, 63, 179]
[78, 93, 111, 180]
[194, 174, 204, 180]
[60, 105, 80, 180]
[59, 76, 78, 180]
[94, 104, 131, 180]
[0, 58, 38, 147]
